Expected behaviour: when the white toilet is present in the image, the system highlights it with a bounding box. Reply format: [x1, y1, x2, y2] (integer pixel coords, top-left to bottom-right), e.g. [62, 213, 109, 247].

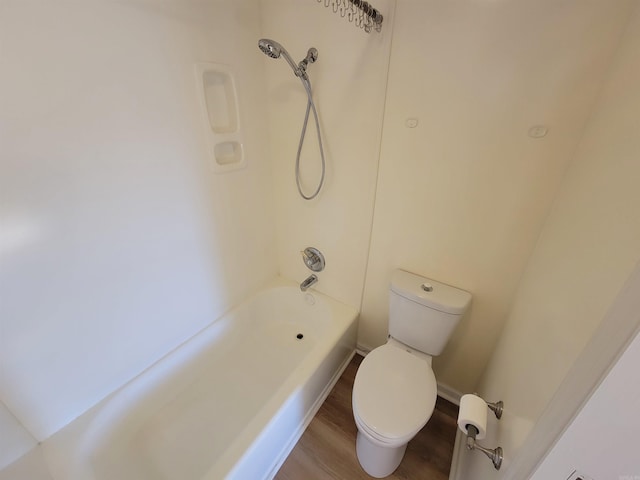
[352, 269, 471, 478]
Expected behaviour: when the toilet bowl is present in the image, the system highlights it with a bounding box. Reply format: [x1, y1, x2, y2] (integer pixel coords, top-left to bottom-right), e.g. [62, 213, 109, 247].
[352, 270, 471, 477]
[352, 341, 437, 477]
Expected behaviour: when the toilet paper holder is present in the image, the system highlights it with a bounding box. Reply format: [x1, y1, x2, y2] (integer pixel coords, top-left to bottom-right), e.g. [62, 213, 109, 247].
[460, 396, 504, 470]
[465, 424, 503, 470]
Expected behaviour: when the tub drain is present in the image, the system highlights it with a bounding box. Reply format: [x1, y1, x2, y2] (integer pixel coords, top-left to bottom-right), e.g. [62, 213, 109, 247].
[296, 333, 304, 340]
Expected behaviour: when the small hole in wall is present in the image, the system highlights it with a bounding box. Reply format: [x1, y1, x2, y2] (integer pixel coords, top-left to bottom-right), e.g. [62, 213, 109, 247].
[296, 333, 304, 340]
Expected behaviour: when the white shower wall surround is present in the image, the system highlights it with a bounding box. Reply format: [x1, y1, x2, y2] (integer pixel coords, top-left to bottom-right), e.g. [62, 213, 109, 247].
[0, 0, 277, 464]
[264, 0, 396, 310]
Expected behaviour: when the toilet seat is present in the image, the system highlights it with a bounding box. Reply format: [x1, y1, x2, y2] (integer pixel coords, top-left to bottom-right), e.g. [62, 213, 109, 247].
[353, 343, 437, 443]
[353, 407, 410, 446]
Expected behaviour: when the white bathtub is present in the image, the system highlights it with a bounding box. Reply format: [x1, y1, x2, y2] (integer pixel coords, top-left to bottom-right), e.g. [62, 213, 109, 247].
[40, 277, 358, 480]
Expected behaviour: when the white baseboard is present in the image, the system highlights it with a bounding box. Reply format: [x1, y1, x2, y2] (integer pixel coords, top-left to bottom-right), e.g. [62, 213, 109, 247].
[355, 347, 369, 357]
[437, 382, 462, 406]
[355, 343, 372, 357]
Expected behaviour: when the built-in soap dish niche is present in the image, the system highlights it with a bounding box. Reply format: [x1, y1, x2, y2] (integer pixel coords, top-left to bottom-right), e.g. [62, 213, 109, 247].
[195, 63, 246, 173]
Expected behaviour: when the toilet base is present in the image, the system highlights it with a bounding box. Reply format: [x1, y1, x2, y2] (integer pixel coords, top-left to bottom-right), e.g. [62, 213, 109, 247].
[356, 430, 408, 478]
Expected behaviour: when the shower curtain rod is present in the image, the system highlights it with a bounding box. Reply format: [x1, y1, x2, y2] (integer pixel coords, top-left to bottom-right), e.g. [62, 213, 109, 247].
[315, 0, 383, 33]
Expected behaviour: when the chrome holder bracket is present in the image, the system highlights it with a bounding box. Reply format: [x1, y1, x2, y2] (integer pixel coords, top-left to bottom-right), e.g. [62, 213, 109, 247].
[487, 400, 504, 419]
[465, 425, 503, 470]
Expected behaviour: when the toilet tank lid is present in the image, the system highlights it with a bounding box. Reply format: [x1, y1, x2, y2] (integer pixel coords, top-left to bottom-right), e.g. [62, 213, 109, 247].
[390, 270, 472, 315]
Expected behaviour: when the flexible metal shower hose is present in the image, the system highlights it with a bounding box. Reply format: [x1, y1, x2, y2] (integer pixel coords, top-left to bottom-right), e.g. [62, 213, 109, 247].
[296, 77, 325, 200]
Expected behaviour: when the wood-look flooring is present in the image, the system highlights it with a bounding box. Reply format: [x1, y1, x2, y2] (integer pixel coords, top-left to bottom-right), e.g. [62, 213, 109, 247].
[275, 353, 459, 480]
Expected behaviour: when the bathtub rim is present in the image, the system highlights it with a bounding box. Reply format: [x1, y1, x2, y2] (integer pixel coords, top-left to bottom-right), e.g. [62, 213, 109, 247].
[38, 275, 359, 480]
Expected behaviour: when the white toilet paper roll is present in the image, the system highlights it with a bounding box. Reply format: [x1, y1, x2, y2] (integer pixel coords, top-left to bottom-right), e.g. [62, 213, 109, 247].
[457, 394, 488, 440]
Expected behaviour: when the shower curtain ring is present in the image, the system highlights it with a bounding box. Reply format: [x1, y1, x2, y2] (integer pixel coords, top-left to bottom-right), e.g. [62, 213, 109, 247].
[314, 0, 383, 34]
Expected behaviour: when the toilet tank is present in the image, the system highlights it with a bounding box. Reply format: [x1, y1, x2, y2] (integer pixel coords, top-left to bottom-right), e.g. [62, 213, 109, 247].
[389, 270, 472, 356]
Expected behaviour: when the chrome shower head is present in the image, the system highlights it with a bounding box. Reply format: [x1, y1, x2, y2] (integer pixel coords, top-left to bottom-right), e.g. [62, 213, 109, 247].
[258, 38, 282, 59]
[258, 38, 318, 80]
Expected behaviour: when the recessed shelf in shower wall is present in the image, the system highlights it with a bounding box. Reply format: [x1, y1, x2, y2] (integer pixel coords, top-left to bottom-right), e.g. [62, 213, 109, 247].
[195, 63, 246, 172]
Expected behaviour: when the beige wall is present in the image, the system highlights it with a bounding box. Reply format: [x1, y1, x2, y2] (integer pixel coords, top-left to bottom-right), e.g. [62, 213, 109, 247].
[457, 3, 640, 477]
[0, 0, 276, 449]
[359, 0, 634, 394]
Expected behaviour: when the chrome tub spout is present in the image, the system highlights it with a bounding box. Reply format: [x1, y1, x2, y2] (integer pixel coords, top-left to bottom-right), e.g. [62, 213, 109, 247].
[300, 274, 318, 292]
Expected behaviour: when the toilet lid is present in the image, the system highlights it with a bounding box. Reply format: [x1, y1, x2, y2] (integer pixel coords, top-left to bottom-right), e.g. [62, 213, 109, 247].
[353, 344, 437, 441]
